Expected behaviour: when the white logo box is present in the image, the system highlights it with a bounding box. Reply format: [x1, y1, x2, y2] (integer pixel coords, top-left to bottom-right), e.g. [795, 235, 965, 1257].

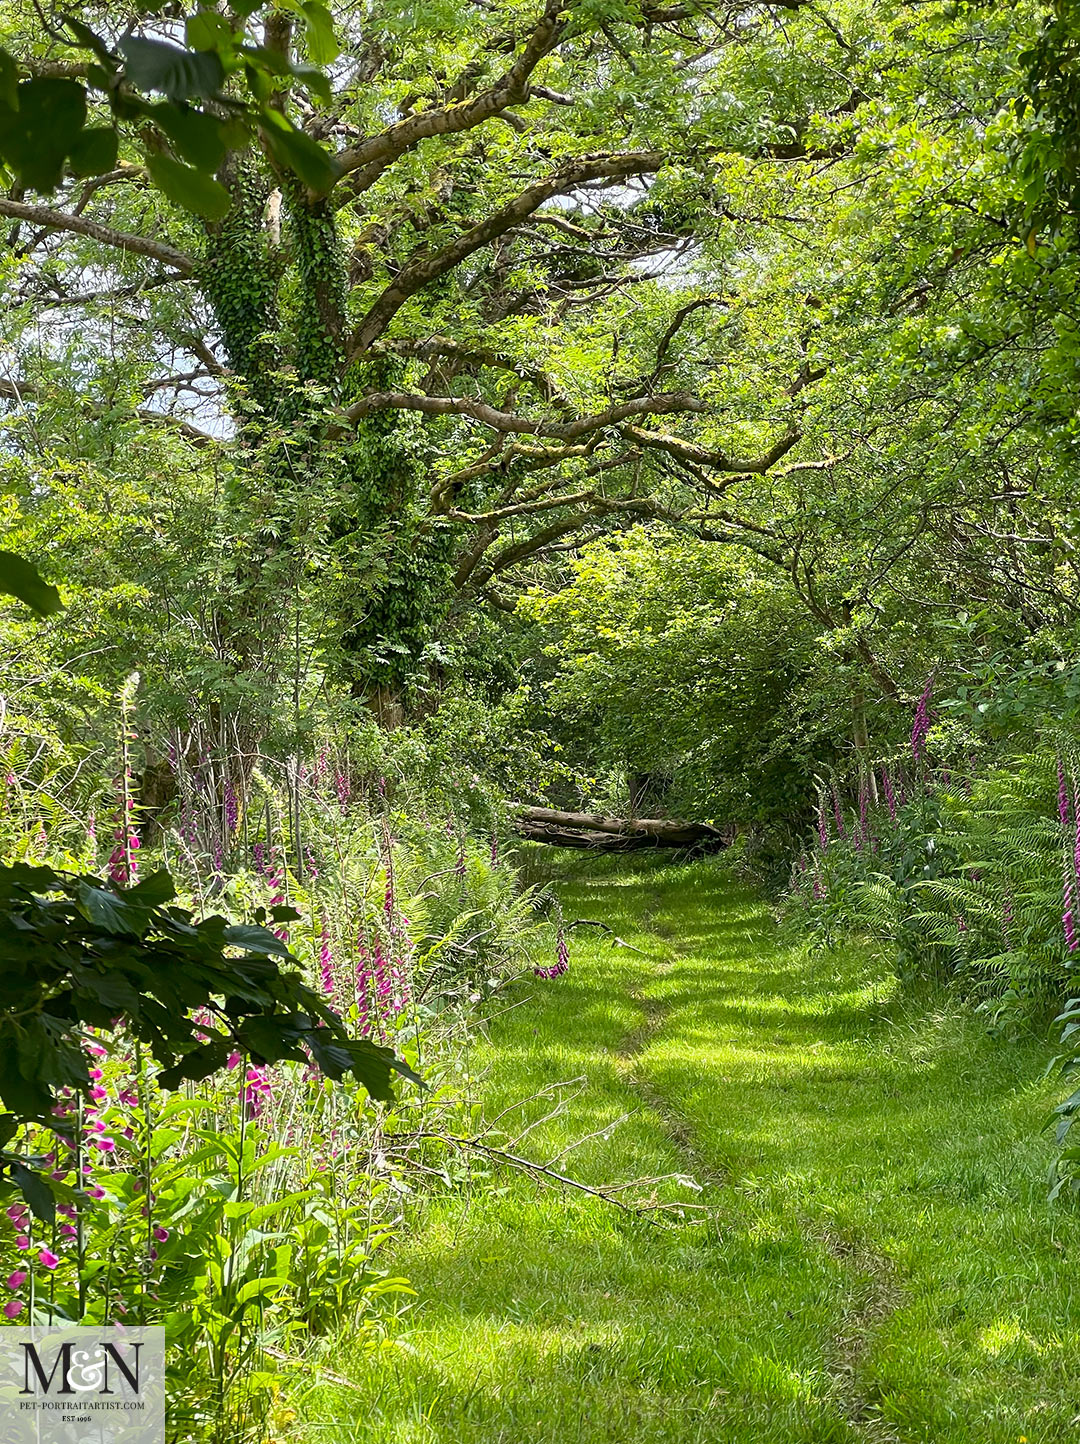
[0, 1327, 164, 1444]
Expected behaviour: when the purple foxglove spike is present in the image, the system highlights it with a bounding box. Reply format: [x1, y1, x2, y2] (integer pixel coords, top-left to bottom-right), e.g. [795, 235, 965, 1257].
[224, 782, 239, 835]
[319, 922, 334, 994]
[831, 790, 847, 840]
[912, 675, 934, 764]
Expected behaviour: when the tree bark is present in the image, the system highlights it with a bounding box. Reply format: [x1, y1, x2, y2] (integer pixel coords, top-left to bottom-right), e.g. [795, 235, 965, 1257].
[512, 805, 726, 850]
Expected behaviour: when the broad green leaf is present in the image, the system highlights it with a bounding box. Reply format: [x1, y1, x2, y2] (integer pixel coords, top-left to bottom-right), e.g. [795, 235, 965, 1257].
[0, 48, 18, 110]
[152, 103, 228, 171]
[125, 869, 177, 907]
[0, 551, 62, 615]
[75, 881, 145, 936]
[235, 1013, 298, 1062]
[157, 1040, 232, 1090]
[60, 15, 115, 66]
[223, 923, 293, 957]
[119, 35, 225, 100]
[302, 2, 340, 65]
[0, 78, 85, 192]
[243, 60, 274, 103]
[68, 125, 119, 177]
[242, 43, 331, 104]
[235, 1275, 289, 1307]
[185, 11, 234, 56]
[79, 969, 142, 1014]
[9, 1161, 55, 1223]
[259, 114, 336, 194]
[0, 1047, 53, 1121]
[146, 152, 231, 219]
[289, 64, 332, 106]
[0, 862, 59, 895]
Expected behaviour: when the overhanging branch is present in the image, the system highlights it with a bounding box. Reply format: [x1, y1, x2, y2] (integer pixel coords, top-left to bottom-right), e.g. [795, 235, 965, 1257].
[343, 389, 705, 438]
[334, 0, 567, 193]
[0, 198, 195, 274]
[347, 150, 666, 356]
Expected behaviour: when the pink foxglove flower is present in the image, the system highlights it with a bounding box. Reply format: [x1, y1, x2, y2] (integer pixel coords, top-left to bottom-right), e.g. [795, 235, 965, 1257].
[319, 921, 334, 995]
[224, 781, 239, 835]
[831, 790, 847, 840]
[816, 795, 829, 850]
[912, 676, 934, 764]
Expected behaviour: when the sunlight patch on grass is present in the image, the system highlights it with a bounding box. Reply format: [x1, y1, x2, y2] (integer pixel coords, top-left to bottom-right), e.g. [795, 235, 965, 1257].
[293, 852, 1080, 1444]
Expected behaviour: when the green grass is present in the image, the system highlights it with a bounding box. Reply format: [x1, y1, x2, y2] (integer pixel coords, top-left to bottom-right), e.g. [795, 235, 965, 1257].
[291, 854, 1080, 1443]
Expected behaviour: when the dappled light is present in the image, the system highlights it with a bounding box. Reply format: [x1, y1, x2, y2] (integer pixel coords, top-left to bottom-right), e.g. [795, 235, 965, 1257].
[1, 0, 1080, 1438]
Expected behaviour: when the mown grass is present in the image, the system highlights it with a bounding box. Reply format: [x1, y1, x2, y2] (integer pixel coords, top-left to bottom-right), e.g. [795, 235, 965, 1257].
[291, 853, 1080, 1443]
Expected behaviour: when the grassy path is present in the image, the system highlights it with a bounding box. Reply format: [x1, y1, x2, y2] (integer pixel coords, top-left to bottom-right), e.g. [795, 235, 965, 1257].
[299, 855, 1079, 1443]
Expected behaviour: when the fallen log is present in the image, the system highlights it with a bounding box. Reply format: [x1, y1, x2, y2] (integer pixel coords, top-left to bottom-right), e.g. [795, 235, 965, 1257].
[511, 805, 727, 851]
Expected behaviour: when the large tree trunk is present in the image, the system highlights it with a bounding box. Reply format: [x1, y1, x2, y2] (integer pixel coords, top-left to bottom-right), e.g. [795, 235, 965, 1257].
[512, 805, 727, 851]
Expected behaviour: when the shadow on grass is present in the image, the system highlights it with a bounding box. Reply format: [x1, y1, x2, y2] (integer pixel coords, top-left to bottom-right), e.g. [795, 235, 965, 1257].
[293, 851, 1080, 1444]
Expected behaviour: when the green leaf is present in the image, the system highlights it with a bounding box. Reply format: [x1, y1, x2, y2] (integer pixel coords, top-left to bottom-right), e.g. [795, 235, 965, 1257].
[310, 1033, 421, 1099]
[0, 48, 18, 111]
[157, 1040, 232, 1090]
[243, 60, 274, 103]
[79, 969, 142, 1014]
[0, 862, 59, 896]
[119, 35, 225, 100]
[185, 11, 234, 56]
[223, 923, 294, 957]
[152, 103, 229, 171]
[259, 114, 336, 194]
[75, 881, 145, 937]
[243, 44, 331, 104]
[68, 125, 119, 177]
[290, 64, 332, 106]
[9, 1162, 55, 1224]
[146, 152, 231, 219]
[125, 869, 177, 907]
[60, 15, 115, 66]
[0, 551, 62, 616]
[301, 2, 339, 65]
[235, 1014, 297, 1063]
[0, 1047, 52, 1122]
[0, 78, 86, 192]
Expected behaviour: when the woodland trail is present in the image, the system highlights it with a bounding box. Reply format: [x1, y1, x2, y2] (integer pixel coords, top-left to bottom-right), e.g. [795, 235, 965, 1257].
[297, 855, 1080, 1444]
